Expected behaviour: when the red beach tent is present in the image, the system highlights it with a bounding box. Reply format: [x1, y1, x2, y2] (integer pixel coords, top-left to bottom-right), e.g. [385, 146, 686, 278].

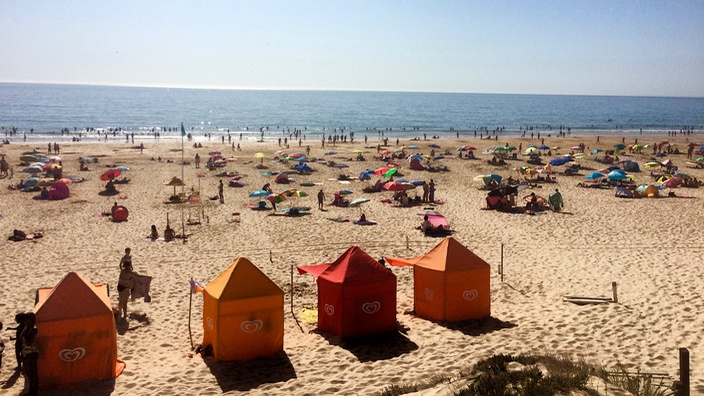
[386, 237, 491, 322]
[297, 246, 397, 338]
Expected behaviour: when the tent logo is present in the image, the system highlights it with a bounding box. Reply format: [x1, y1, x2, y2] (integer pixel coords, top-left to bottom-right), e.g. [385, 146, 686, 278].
[59, 347, 85, 362]
[324, 304, 335, 316]
[424, 288, 434, 300]
[206, 316, 214, 331]
[463, 289, 478, 302]
[362, 301, 380, 314]
[240, 320, 263, 333]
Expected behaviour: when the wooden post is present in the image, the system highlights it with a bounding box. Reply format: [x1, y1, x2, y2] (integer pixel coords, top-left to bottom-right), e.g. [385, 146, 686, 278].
[406, 235, 409, 250]
[500, 243, 504, 283]
[270, 250, 273, 263]
[679, 348, 690, 396]
[290, 265, 294, 315]
[611, 282, 618, 303]
[187, 282, 194, 349]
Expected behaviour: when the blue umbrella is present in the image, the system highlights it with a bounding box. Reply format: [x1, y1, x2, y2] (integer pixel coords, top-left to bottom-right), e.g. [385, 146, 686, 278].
[592, 149, 604, 153]
[410, 180, 425, 186]
[23, 177, 41, 187]
[294, 157, 309, 162]
[549, 157, 573, 166]
[249, 190, 270, 197]
[539, 145, 550, 150]
[607, 170, 628, 180]
[361, 169, 375, 175]
[586, 172, 604, 180]
[358, 171, 371, 181]
[428, 143, 441, 148]
[395, 178, 409, 183]
[295, 164, 313, 172]
[115, 166, 130, 171]
[407, 145, 420, 150]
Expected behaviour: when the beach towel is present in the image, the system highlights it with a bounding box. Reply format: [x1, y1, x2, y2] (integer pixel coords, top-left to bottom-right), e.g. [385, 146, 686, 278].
[131, 274, 152, 302]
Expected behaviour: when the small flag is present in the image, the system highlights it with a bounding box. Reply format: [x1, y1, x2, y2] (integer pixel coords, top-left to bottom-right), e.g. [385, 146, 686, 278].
[181, 122, 186, 137]
[189, 278, 205, 293]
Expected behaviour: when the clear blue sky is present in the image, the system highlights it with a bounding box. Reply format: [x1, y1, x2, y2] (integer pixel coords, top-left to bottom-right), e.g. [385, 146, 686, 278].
[1, 0, 703, 97]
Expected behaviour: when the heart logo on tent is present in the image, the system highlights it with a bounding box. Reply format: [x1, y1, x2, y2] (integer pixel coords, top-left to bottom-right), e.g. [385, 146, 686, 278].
[463, 289, 478, 301]
[362, 301, 380, 314]
[424, 288, 434, 300]
[207, 317, 214, 331]
[59, 347, 85, 362]
[240, 319, 263, 333]
[324, 304, 335, 316]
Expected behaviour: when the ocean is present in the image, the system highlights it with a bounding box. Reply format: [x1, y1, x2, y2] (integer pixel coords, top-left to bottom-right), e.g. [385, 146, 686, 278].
[1, 83, 702, 143]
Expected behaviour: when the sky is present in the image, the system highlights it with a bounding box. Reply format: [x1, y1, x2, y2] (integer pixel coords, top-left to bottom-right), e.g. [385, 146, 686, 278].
[1, 1, 703, 97]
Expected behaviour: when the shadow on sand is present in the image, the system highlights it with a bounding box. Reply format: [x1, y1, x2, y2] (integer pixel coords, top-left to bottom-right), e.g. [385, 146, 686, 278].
[205, 351, 296, 393]
[312, 327, 419, 363]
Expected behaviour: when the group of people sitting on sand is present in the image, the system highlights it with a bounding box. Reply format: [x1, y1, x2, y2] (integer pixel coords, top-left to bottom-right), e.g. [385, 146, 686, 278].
[147, 224, 176, 241]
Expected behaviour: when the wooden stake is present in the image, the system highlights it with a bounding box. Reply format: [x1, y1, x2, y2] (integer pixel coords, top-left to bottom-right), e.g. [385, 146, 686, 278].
[679, 348, 690, 396]
[187, 280, 194, 349]
[611, 282, 618, 303]
[290, 265, 294, 315]
[500, 243, 504, 283]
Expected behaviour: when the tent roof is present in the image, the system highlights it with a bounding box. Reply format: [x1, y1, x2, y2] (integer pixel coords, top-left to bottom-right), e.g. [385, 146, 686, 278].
[34, 272, 112, 322]
[298, 245, 394, 284]
[386, 237, 490, 272]
[206, 256, 283, 300]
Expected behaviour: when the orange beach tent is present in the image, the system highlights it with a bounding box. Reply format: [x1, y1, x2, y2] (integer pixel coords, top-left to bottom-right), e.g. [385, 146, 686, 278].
[202, 257, 284, 361]
[386, 237, 490, 322]
[34, 272, 125, 390]
[297, 245, 397, 338]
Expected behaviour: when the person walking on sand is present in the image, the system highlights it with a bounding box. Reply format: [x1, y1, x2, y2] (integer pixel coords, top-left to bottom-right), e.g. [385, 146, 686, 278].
[117, 263, 140, 320]
[317, 189, 325, 210]
[195, 153, 201, 169]
[218, 180, 224, 204]
[6, 313, 27, 371]
[422, 181, 429, 202]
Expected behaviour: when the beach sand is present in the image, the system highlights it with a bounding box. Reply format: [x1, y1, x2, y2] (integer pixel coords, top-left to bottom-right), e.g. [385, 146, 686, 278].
[1, 133, 703, 395]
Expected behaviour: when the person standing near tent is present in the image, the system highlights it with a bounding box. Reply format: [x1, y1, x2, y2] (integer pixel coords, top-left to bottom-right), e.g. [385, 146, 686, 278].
[117, 263, 140, 320]
[21, 312, 39, 396]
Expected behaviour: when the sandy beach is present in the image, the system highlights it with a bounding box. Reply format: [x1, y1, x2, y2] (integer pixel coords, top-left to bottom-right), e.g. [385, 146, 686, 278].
[1, 133, 703, 395]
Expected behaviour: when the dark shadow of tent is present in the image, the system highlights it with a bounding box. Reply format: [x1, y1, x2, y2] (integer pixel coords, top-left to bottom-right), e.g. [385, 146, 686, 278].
[311, 328, 419, 363]
[439, 316, 517, 336]
[204, 351, 296, 393]
[116, 312, 151, 335]
[36, 379, 116, 396]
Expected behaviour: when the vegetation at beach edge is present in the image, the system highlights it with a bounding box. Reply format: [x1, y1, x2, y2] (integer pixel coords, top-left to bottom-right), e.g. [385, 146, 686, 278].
[379, 353, 674, 396]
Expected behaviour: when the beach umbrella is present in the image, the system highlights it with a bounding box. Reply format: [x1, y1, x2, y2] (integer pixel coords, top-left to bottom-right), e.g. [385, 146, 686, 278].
[374, 167, 389, 176]
[43, 163, 62, 171]
[23, 177, 41, 187]
[607, 170, 628, 180]
[428, 143, 440, 148]
[656, 175, 672, 184]
[249, 190, 270, 198]
[661, 177, 682, 188]
[524, 147, 538, 154]
[549, 157, 573, 166]
[473, 174, 502, 183]
[673, 173, 691, 180]
[380, 149, 393, 155]
[163, 176, 186, 196]
[552, 146, 561, 150]
[288, 152, 305, 159]
[409, 180, 424, 186]
[614, 144, 626, 150]
[54, 178, 73, 184]
[333, 189, 353, 196]
[383, 181, 407, 191]
[281, 189, 308, 198]
[592, 149, 604, 153]
[632, 144, 644, 151]
[255, 152, 267, 163]
[383, 168, 398, 178]
[266, 194, 286, 204]
[295, 164, 313, 173]
[696, 157, 704, 163]
[48, 156, 61, 161]
[23, 165, 44, 174]
[100, 169, 121, 181]
[643, 162, 660, 168]
[538, 145, 550, 150]
[407, 145, 420, 150]
[348, 197, 370, 207]
[358, 172, 371, 181]
[352, 150, 366, 155]
[586, 172, 604, 180]
[115, 166, 130, 171]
